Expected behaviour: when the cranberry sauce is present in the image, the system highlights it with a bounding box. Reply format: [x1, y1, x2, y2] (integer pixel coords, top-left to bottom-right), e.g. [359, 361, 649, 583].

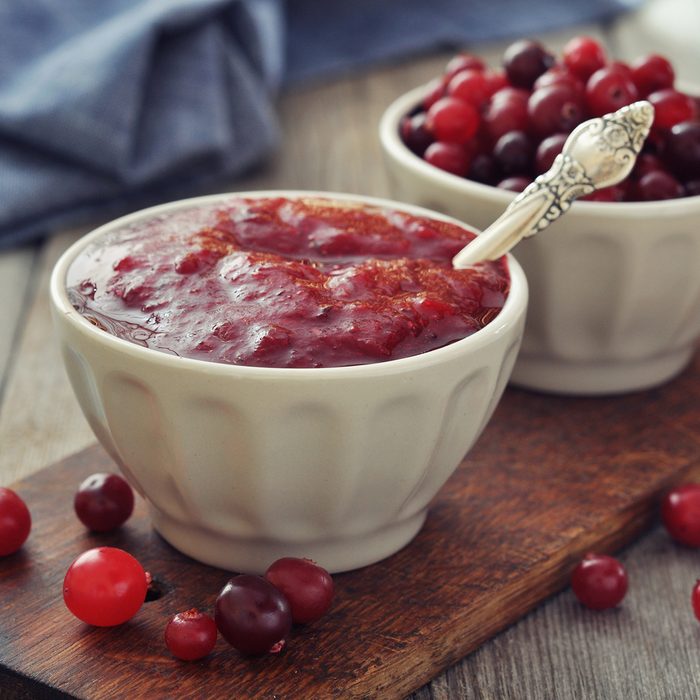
[67, 197, 510, 368]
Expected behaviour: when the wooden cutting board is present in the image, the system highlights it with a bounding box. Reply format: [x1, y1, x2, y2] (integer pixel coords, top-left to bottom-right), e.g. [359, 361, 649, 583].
[1, 354, 699, 699]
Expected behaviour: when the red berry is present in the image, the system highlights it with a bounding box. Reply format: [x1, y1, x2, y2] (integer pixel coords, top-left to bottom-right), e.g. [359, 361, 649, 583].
[426, 97, 480, 144]
[422, 77, 447, 110]
[535, 133, 568, 173]
[534, 66, 584, 94]
[528, 84, 586, 137]
[692, 580, 700, 621]
[631, 54, 674, 97]
[63, 547, 147, 626]
[74, 472, 134, 532]
[493, 130, 534, 175]
[399, 112, 434, 156]
[468, 152, 499, 184]
[165, 609, 217, 661]
[665, 121, 700, 179]
[424, 141, 472, 176]
[483, 90, 529, 141]
[265, 557, 334, 624]
[661, 483, 700, 546]
[448, 69, 489, 109]
[503, 39, 554, 89]
[482, 69, 509, 97]
[635, 170, 684, 200]
[0, 487, 31, 556]
[571, 553, 628, 610]
[585, 66, 638, 117]
[562, 36, 607, 81]
[648, 89, 697, 130]
[582, 184, 625, 202]
[215, 575, 292, 655]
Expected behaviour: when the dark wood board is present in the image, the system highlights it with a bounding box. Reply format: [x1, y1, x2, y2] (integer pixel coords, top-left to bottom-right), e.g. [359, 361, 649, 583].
[1, 354, 700, 700]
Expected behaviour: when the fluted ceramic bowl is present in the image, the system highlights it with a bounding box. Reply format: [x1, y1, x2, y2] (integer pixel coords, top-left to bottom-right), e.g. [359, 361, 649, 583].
[381, 86, 700, 395]
[49, 191, 527, 574]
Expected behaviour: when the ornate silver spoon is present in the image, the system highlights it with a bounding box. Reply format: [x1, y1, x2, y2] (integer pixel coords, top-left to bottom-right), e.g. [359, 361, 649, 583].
[452, 100, 655, 268]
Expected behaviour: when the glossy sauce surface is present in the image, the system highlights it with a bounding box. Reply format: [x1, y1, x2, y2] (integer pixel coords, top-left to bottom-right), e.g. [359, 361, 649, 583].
[67, 197, 510, 368]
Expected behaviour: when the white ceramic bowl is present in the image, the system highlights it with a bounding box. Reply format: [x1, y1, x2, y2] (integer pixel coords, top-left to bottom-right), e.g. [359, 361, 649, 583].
[381, 86, 700, 395]
[49, 191, 527, 574]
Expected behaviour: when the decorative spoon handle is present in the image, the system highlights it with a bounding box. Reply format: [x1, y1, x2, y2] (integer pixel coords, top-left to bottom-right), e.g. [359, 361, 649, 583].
[452, 101, 655, 268]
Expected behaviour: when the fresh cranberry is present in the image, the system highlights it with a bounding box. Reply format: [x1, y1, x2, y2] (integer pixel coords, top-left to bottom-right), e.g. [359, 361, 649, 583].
[497, 176, 530, 192]
[633, 152, 667, 179]
[528, 84, 586, 137]
[426, 97, 480, 144]
[74, 472, 134, 532]
[444, 52, 486, 81]
[265, 557, 334, 624]
[585, 66, 638, 116]
[468, 152, 499, 184]
[648, 88, 697, 130]
[493, 130, 534, 175]
[631, 54, 674, 97]
[483, 90, 529, 141]
[582, 184, 625, 202]
[503, 39, 554, 89]
[533, 66, 584, 94]
[609, 61, 634, 82]
[661, 483, 700, 546]
[424, 141, 472, 175]
[0, 488, 31, 556]
[635, 170, 684, 200]
[448, 69, 490, 109]
[482, 69, 509, 97]
[664, 121, 700, 179]
[165, 609, 217, 661]
[562, 36, 607, 81]
[215, 575, 292, 655]
[534, 133, 568, 173]
[571, 553, 628, 610]
[399, 112, 434, 156]
[422, 77, 447, 110]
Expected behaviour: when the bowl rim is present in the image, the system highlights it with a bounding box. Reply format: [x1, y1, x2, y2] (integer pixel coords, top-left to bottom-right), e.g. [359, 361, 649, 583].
[50, 190, 528, 379]
[379, 84, 700, 217]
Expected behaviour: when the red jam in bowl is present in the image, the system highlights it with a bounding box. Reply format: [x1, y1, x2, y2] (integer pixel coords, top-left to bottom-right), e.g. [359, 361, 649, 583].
[66, 196, 510, 368]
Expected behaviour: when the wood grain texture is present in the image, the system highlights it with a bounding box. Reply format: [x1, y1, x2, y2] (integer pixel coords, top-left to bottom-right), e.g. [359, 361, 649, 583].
[1, 356, 700, 699]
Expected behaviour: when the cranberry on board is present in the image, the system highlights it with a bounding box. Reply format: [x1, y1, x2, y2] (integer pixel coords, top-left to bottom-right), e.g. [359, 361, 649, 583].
[63, 547, 148, 626]
[0, 487, 31, 556]
[165, 609, 217, 661]
[265, 557, 335, 624]
[74, 472, 134, 532]
[215, 575, 292, 655]
[570, 553, 628, 610]
[661, 483, 700, 547]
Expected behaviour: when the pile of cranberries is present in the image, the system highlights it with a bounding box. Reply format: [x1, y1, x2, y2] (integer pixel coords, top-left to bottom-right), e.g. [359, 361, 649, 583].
[1, 475, 334, 662]
[400, 36, 700, 201]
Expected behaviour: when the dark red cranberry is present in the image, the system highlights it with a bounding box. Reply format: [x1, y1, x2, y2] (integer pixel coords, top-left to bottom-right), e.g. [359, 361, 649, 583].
[633, 152, 667, 179]
[534, 133, 568, 174]
[482, 69, 509, 97]
[483, 90, 529, 141]
[497, 176, 530, 192]
[426, 97, 480, 144]
[424, 141, 472, 175]
[562, 36, 607, 81]
[503, 39, 554, 89]
[399, 112, 434, 156]
[448, 69, 490, 109]
[265, 557, 334, 624]
[468, 152, 499, 184]
[685, 180, 700, 197]
[661, 483, 700, 547]
[444, 52, 486, 81]
[493, 131, 534, 175]
[0, 488, 31, 556]
[582, 184, 625, 202]
[528, 84, 586, 137]
[664, 121, 700, 179]
[74, 473, 134, 532]
[631, 54, 674, 97]
[635, 170, 684, 200]
[648, 88, 697, 130]
[571, 553, 628, 610]
[585, 66, 638, 116]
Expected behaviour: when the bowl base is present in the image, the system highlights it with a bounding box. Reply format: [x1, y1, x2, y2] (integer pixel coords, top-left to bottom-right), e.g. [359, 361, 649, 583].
[149, 508, 427, 575]
[510, 346, 695, 396]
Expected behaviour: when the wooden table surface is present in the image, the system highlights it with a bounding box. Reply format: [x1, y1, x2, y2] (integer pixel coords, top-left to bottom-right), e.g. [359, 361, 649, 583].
[1, 5, 699, 699]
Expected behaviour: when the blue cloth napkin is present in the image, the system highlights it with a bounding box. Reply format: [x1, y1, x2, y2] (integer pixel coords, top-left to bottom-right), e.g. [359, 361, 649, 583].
[0, 0, 641, 248]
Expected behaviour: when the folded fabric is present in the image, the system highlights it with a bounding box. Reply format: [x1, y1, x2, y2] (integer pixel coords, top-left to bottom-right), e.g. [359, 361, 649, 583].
[0, 0, 641, 248]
